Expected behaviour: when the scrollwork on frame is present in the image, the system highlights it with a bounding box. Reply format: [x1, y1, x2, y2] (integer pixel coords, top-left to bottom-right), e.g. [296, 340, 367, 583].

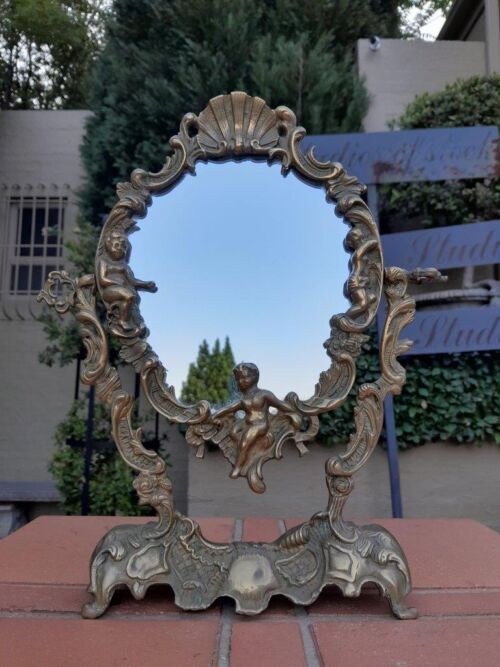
[324, 266, 445, 525]
[37, 270, 174, 535]
[92, 91, 383, 489]
[37, 92, 431, 621]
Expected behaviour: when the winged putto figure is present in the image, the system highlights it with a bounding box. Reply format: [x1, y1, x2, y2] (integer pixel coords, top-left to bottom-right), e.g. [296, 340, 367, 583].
[186, 362, 316, 493]
[97, 229, 157, 336]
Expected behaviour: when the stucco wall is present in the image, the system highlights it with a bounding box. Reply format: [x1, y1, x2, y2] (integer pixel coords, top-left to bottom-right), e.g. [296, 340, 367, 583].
[0, 110, 89, 185]
[0, 111, 89, 485]
[188, 442, 500, 528]
[468, 10, 486, 40]
[357, 39, 486, 132]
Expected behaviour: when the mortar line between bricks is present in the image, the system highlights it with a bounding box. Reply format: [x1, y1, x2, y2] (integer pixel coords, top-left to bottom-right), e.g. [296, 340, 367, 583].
[233, 518, 243, 542]
[0, 609, 225, 621]
[0, 581, 87, 588]
[306, 611, 500, 622]
[0, 610, 84, 620]
[308, 622, 325, 667]
[295, 607, 323, 667]
[216, 604, 233, 667]
[411, 587, 500, 595]
[214, 519, 243, 666]
[3, 608, 500, 623]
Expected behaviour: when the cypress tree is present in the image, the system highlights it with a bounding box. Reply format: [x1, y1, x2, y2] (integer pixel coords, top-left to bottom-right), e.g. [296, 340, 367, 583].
[223, 337, 235, 374]
[181, 337, 236, 405]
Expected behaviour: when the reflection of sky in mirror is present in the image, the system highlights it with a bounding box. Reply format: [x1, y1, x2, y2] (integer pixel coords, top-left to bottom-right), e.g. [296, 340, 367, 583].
[130, 160, 349, 398]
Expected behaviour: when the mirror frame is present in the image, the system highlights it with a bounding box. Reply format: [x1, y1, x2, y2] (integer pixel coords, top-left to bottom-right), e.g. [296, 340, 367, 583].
[39, 92, 424, 621]
[95, 92, 382, 452]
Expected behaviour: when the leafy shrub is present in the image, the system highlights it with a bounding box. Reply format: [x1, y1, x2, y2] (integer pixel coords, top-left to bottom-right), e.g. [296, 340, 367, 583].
[394, 351, 499, 447]
[50, 398, 165, 515]
[318, 331, 500, 449]
[380, 75, 500, 231]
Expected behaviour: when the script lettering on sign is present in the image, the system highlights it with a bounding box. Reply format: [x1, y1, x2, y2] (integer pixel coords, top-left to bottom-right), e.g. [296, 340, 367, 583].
[382, 220, 500, 271]
[304, 126, 499, 184]
[403, 308, 500, 355]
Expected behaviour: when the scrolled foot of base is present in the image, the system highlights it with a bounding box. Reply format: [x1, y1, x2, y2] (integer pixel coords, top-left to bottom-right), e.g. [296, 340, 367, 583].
[327, 520, 417, 620]
[82, 520, 172, 620]
[389, 600, 418, 620]
[81, 599, 109, 620]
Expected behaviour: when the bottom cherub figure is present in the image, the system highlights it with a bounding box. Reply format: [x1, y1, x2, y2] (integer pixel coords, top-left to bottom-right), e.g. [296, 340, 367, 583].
[212, 363, 301, 478]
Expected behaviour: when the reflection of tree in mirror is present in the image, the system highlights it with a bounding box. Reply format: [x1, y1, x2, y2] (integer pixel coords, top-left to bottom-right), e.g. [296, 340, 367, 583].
[181, 337, 235, 405]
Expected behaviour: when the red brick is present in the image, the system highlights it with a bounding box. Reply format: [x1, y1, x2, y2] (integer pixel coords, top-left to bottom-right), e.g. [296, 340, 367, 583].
[107, 584, 220, 617]
[312, 617, 500, 667]
[308, 586, 500, 619]
[230, 621, 306, 667]
[308, 585, 393, 617]
[0, 516, 235, 587]
[284, 518, 306, 531]
[196, 516, 235, 543]
[257, 595, 298, 616]
[242, 517, 281, 542]
[0, 516, 148, 585]
[0, 583, 86, 613]
[0, 618, 219, 667]
[375, 518, 500, 589]
[407, 589, 500, 617]
[0, 581, 220, 617]
[287, 518, 500, 590]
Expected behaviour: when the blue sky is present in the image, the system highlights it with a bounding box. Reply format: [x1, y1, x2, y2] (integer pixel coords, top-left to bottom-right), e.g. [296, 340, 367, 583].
[130, 160, 349, 399]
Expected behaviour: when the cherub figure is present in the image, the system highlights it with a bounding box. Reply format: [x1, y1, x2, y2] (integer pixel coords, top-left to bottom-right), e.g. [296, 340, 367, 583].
[345, 227, 378, 318]
[212, 363, 301, 479]
[97, 229, 157, 334]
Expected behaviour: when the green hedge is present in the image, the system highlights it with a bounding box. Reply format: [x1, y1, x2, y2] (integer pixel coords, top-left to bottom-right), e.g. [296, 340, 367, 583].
[318, 331, 500, 448]
[50, 399, 164, 515]
[319, 75, 500, 449]
[380, 75, 500, 230]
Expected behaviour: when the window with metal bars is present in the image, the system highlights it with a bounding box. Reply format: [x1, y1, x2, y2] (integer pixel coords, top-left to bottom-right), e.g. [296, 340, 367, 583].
[2, 195, 66, 297]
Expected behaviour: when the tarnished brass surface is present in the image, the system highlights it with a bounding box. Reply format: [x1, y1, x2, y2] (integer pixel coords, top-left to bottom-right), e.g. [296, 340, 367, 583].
[38, 92, 441, 620]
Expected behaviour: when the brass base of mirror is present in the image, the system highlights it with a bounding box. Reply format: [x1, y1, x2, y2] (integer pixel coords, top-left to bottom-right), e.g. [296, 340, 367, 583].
[81, 513, 417, 620]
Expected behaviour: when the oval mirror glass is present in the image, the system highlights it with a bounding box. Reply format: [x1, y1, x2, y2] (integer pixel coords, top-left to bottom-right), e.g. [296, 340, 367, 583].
[130, 160, 349, 402]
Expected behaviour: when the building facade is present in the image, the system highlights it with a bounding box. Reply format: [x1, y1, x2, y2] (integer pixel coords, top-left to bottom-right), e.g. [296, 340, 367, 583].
[358, 0, 499, 132]
[0, 111, 89, 529]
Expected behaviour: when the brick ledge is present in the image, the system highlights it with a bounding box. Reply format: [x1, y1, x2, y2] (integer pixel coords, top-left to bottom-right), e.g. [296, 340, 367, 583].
[1, 516, 500, 667]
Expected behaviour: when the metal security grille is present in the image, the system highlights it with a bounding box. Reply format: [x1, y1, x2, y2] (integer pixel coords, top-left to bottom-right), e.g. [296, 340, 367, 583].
[0, 184, 69, 310]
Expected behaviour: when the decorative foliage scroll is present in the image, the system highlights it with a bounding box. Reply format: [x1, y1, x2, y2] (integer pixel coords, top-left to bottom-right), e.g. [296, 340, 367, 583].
[37, 92, 441, 621]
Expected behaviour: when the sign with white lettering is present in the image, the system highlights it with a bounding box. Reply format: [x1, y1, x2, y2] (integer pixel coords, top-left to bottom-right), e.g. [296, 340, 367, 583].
[305, 126, 499, 184]
[382, 219, 500, 271]
[403, 307, 500, 355]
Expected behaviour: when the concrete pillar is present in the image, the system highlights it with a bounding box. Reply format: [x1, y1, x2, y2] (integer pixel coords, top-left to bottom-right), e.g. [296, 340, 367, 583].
[485, 0, 500, 73]
[0, 503, 26, 538]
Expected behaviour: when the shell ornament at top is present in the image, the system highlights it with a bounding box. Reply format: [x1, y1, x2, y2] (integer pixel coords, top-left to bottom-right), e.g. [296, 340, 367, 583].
[197, 92, 279, 154]
[37, 92, 441, 620]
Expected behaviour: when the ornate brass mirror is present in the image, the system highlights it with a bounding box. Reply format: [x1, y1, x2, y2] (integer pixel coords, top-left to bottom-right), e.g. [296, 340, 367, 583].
[39, 92, 440, 620]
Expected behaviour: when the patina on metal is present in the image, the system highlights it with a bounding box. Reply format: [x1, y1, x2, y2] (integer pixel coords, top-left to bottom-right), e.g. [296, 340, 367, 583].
[38, 92, 443, 620]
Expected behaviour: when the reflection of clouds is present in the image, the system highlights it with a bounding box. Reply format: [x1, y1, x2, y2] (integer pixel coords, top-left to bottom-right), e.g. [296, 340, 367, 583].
[131, 160, 349, 399]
